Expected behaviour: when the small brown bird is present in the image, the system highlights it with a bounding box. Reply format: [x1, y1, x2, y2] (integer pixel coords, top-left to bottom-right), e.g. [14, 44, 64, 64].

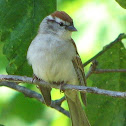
[27, 11, 91, 126]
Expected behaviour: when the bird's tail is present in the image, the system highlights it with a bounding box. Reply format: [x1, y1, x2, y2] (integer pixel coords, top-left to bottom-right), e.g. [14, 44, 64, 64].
[38, 85, 52, 106]
[65, 91, 91, 126]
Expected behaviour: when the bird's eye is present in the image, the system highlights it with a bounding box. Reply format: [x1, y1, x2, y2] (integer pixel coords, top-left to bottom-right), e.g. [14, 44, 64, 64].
[59, 22, 64, 26]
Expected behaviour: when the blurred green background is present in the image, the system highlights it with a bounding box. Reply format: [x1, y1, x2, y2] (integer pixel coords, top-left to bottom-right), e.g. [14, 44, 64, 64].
[0, 0, 126, 126]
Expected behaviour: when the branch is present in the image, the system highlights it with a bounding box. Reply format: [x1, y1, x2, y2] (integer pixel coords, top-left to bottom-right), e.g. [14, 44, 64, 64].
[83, 33, 126, 67]
[94, 69, 126, 73]
[0, 75, 126, 98]
[86, 60, 98, 79]
[0, 81, 69, 117]
[85, 61, 126, 77]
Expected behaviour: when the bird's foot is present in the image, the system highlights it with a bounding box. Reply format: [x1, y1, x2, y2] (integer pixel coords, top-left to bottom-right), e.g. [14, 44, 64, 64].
[53, 81, 65, 93]
[32, 74, 42, 88]
[32, 74, 42, 82]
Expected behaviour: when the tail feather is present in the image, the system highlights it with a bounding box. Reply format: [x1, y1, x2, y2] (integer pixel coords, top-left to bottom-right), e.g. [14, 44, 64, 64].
[65, 91, 90, 126]
[39, 86, 52, 106]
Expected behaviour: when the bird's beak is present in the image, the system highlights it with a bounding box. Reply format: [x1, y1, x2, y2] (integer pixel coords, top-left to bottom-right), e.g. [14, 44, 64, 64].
[66, 25, 77, 32]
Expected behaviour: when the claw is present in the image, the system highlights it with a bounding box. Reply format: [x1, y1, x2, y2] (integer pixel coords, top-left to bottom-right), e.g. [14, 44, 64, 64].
[53, 81, 65, 93]
[32, 74, 38, 83]
[32, 74, 41, 88]
[59, 81, 65, 93]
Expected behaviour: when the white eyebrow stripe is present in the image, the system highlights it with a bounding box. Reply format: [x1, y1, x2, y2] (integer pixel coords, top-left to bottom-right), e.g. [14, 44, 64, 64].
[48, 16, 70, 25]
[55, 17, 71, 26]
[55, 17, 65, 24]
[47, 15, 54, 20]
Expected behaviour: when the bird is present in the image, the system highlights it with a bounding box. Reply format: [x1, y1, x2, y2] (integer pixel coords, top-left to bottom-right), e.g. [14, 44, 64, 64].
[27, 11, 91, 126]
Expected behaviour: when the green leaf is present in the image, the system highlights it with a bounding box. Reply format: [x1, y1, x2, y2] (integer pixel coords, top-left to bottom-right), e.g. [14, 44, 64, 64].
[86, 41, 126, 126]
[1, 93, 47, 123]
[0, 0, 56, 124]
[116, 0, 126, 9]
[0, 0, 56, 76]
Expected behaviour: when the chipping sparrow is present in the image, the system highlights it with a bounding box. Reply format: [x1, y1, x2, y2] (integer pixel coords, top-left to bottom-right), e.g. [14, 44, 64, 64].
[27, 11, 90, 126]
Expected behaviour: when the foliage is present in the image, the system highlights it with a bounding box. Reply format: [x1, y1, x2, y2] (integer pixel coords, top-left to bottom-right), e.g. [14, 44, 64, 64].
[116, 0, 126, 9]
[87, 41, 126, 126]
[0, 0, 56, 125]
[0, 0, 126, 126]
[0, 0, 56, 76]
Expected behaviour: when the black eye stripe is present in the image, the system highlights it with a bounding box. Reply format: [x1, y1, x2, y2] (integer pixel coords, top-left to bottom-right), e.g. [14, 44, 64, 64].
[47, 19, 67, 27]
[57, 22, 68, 27]
[59, 22, 64, 26]
[47, 19, 55, 23]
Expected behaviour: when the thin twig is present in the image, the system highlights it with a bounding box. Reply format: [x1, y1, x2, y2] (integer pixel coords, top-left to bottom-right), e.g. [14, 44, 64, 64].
[86, 60, 98, 79]
[0, 81, 44, 101]
[51, 96, 70, 117]
[53, 96, 66, 106]
[0, 81, 69, 117]
[0, 75, 126, 98]
[93, 69, 126, 73]
[83, 33, 126, 67]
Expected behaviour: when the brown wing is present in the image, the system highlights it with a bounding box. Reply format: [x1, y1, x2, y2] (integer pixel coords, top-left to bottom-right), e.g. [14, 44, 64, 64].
[33, 74, 52, 106]
[71, 39, 87, 106]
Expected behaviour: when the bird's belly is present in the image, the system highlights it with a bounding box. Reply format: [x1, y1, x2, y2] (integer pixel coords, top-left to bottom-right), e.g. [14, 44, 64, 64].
[32, 56, 78, 85]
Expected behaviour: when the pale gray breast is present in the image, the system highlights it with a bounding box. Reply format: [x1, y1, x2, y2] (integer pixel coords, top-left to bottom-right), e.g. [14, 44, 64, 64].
[27, 34, 77, 83]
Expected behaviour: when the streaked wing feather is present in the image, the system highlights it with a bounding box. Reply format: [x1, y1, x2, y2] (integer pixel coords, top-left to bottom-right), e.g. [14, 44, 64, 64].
[71, 39, 87, 105]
